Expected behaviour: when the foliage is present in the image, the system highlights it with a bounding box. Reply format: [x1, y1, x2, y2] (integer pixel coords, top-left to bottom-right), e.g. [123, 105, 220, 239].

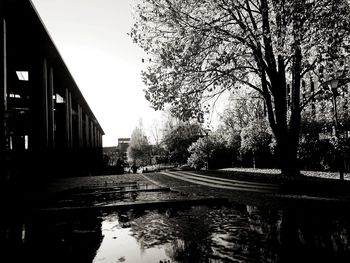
[298, 137, 336, 171]
[131, 0, 350, 176]
[187, 138, 208, 170]
[218, 90, 275, 167]
[299, 90, 350, 172]
[187, 133, 236, 170]
[240, 119, 274, 167]
[102, 154, 111, 167]
[162, 121, 203, 165]
[240, 120, 272, 154]
[127, 124, 151, 165]
[221, 91, 266, 131]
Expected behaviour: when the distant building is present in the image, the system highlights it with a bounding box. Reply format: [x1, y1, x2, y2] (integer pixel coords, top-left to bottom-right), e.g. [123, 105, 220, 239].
[117, 138, 130, 161]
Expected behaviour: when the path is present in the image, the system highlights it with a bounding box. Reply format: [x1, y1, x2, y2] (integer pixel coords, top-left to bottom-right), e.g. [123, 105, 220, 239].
[160, 170, 280, 193]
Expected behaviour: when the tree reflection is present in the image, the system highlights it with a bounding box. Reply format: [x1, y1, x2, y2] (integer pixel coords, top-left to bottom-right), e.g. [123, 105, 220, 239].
[279, 209, 350, 262]
[1, 212, 104, 263]
[126, 205, 281, 262]
[125, 204, 350, 263]
[6, 203, 350, 263]
[128, 207, 212, 262]
[1, 211, 25, 263]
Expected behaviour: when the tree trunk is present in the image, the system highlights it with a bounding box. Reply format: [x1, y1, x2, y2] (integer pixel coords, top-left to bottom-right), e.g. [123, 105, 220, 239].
[277, 134, 301, 177]
[280, 0, 303, 178]
[252, 149, 256, 169]
[257, 0, 304, 178]
[266, 69, 301, 177]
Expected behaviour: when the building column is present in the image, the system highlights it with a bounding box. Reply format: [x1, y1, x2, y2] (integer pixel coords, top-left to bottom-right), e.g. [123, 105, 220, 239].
[85, 114, 89, 148]
[48, 66, 54, 148]
[68, 93, 73, 148]
[97, 130, 100, 148]
[42, 59, 49, 148]
[90, 121, 94, 148]
[65, 88, 72, 148]
[97, 131, 101, 148]
[94, 126, 97, 148]
[93, 125, 96, 148]
[0, 14, 9, 180]
[0, 17, 7, 114]
[95, 130, 98, 148]
[77, 105, 83, 147]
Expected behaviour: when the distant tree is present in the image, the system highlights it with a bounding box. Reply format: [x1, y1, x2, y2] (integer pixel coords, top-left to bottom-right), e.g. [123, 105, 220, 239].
[240, 119, 273, 168]
[188, 133, 235, 170]
[216, 125, 242, 167]
[148, 119, 162, 147]
[162, 121, 202, 165]
[298, 136, 336, 171]
[298, 81, 350, 171]
[131, 0, 350, 176]
[221, 91, 266, 131]
[187, 142, 208, 170]
[219, 90, 271, 167]
[127, 124, 151, 165]
[102, 154, 111, 168]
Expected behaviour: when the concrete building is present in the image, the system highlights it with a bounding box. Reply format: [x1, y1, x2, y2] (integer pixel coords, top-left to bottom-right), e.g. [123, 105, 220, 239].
[0, 0, 104, 180]
[117, 138, 130, 162]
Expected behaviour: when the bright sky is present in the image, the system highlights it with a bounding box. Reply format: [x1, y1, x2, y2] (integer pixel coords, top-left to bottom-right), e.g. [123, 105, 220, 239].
[31, 0, 163, 147]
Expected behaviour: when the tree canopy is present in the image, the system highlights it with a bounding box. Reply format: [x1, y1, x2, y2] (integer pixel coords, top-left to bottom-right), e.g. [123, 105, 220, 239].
[162, 121, 203, 164]
[132, 0, 350, 176]
[127, 124, 151, 165]
[162, 121, 202, 165]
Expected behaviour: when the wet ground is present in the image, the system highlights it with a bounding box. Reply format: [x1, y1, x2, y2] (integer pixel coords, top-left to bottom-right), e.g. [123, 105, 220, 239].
[4, 203, 350, 263]
[3, 172, 350, 263]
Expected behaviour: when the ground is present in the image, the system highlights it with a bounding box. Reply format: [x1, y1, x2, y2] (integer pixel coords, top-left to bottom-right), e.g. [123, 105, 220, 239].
[18, 168, 350, 215]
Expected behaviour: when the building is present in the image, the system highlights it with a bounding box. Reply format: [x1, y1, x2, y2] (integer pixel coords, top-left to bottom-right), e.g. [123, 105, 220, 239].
[117, 138, 130, 162]
[0, 0, 104, 181]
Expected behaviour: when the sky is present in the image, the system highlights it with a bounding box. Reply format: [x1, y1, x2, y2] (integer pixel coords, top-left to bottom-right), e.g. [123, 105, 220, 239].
[30, 0, 163, 147]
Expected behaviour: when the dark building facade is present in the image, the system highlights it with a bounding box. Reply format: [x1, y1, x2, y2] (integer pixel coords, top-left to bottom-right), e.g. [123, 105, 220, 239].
[0, 0, 104, 181]
[117, 138, 130, 162]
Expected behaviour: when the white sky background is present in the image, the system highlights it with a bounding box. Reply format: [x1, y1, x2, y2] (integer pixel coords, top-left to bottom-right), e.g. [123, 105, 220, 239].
[31, 0, 163, 147]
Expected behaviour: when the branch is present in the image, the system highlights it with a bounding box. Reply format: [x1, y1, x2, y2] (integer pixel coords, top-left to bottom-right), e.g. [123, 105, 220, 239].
[301, 58, 318, 77]
[260, 0, 277, 76]
[299, 88, 323, 112]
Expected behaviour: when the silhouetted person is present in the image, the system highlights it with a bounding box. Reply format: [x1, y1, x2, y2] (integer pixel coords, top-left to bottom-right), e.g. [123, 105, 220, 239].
[131, 163, 137, 174]
[116, 158, 124, 174]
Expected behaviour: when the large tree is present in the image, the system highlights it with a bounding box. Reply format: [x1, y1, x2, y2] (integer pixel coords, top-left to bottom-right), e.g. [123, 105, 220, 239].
[131, 0, 350, 176]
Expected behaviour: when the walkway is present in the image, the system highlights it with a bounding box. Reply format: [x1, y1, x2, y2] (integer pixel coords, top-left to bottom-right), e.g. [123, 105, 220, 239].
[160, 170, 280, 193]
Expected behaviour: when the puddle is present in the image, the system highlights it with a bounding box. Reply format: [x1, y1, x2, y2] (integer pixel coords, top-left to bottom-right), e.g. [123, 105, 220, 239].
[93, 214, 171, 263]
[3, 204, 350, 262]
[38, 183, 172, 209]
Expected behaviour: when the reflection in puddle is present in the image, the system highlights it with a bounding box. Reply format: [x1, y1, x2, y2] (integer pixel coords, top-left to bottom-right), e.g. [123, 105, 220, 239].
[46, 183, 171, 209]
[3, 204, 350, 262]
[93, 214, 171, 263]
[92, 205, 350, 262]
